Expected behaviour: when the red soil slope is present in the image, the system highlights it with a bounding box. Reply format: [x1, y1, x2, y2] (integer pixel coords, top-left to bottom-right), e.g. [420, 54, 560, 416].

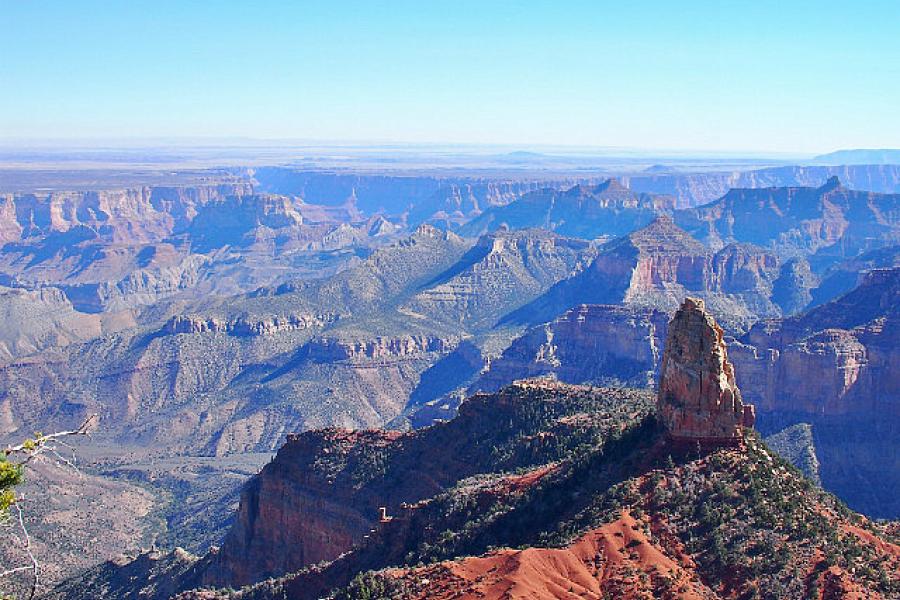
[392, 511, 715, 599]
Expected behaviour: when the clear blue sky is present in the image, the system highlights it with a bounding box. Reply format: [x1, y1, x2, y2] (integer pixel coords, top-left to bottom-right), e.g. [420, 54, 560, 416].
[1, 1, 898, 153]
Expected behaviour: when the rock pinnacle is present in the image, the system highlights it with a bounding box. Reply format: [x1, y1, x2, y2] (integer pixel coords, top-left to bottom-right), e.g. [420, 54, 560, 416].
[658, 297, 755, 445]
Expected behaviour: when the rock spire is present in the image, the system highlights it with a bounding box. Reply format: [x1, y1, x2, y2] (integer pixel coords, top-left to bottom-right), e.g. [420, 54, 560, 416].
[658, 297, 755, 444]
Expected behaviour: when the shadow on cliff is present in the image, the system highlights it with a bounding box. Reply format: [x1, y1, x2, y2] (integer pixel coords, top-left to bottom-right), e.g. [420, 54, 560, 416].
[404, 340, 483, 410]
[417, 240, 494, 289]
[496, 264, 629, 327]
[280, 415, 690, 600]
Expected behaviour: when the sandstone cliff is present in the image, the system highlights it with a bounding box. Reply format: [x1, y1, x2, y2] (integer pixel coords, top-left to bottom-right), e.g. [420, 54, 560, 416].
[507, 216, 783, 330]
[199, 384, 655, 587]
[81, 383, 900, 600]
[623, 163, 900, 207]
[465, 270, 899, 517]
[474, 304, 668, 392]
[249, 167, 567, 225]
[734, 268, 899, 419]
[404, 228, 595, 328]
[675, 177, 900, 260]
[657, 297, 755, 444]
[730, 267, 900, 517]
[0, 183, 253, 246]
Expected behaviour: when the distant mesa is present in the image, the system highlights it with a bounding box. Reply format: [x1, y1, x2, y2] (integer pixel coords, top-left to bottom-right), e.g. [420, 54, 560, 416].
[658, 297, 755, 445]
[812, 148, 900, 165]
[502, 150, 545, 158]
[642, 163, 678, 173]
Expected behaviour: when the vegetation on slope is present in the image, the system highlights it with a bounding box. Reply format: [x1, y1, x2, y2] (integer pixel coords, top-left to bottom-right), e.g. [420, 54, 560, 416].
[171, 383, 899, 600]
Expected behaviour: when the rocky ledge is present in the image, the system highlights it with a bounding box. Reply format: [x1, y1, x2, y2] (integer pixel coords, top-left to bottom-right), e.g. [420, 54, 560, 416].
[162, 313, 337, 336]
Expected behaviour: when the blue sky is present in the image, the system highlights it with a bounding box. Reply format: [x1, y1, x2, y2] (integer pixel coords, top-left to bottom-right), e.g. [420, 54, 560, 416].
[1, 1, 898, 153]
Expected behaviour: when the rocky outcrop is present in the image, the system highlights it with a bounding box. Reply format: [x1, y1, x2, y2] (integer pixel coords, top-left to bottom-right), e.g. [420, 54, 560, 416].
[730, 267, 900, 517]
[120, 387, 899, 600]
[197, 384, 655, 588]
[658, 297, 755, 444]
[404, 228, 595, 327]
[675, 177, 900, 260]
[163, 313, 337, 336]
[474, 304, 668, 392]
[0, 183, 253, 245]
[0, 286, 108, 362]
[182, 194, 308, 253]
[248, 166, 568, 223]
[623, 163, 900, 208]
[734, 268, 899, 418]
[459, 180, 676, 239]
[300, 335, 455, 362]
[204, 428, 405, 586]
[507, 216, 783, 330]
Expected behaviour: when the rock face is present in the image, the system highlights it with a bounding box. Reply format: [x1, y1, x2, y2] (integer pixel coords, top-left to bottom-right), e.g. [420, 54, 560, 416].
[404, 228, 595, 328]
[198, 384, 655, 588]
[205, 428, 406, 586]
[508, 216, 784, 330]
[675, 177, 900, 259]
[730, 267, 900, 517]
[247, 166, 580, 228]
[474, 304, 669, 392]
[0, 183, 254, 246]
[658, 297, 755, 444]
[162, 312, 336, 336]
[734, 268, 900, 419]
[0, 286, 109, 362]
[75, 383, 900, 600]
[459, 179, 675, 239]
[300, 335, 454, 361]
[623, 163, 900, 207]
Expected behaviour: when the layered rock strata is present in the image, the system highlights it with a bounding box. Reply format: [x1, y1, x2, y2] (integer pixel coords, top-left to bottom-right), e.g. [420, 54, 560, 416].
[658, 297, 755, 444]
[474, 304, 668, 392]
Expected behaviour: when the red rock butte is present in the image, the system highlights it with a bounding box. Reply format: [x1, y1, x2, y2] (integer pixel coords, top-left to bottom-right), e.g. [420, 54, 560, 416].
[658, 297, 755, 445]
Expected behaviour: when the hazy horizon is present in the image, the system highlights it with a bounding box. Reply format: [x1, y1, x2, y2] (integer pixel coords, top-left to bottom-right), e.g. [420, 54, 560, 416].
[3, 1, 899, 154]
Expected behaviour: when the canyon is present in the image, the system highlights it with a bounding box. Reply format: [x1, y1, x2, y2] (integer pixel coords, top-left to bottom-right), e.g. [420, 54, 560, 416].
[1, 162, 899, 597]
[55, 365, 900, 599]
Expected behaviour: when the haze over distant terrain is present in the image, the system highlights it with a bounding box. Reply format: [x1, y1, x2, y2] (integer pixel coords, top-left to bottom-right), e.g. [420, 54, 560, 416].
[1, 2, 899, 599]
[2, 149, 900, 596]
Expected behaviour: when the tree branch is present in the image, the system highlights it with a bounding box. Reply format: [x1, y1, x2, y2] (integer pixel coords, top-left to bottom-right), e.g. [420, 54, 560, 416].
[4, 414, 97, 466]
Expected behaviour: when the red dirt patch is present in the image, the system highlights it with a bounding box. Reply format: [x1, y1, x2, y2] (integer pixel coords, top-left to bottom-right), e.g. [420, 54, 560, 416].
[392, 511, 714, 599]
[843, 523, 900, 559]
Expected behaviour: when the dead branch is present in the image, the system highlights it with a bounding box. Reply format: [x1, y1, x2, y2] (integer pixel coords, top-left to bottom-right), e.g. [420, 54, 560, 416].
[4, 414, 98, 466]
[0, 414, 97, 598]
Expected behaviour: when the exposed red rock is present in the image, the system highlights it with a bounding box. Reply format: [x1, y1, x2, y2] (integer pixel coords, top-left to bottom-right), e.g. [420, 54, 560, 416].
[389, 511, 711, 600]
[199, 384, 654, 588]
[658, 297, 755, 444]
[509, 216, 783, 330]
[202, 428, 407, 586]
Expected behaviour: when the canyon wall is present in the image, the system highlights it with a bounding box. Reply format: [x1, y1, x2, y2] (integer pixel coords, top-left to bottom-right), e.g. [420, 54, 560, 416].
[624, 164, 900, 208]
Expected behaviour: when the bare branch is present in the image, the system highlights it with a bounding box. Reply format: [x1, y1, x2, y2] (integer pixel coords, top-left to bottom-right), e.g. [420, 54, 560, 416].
[0, 565, 34, 578]
[13, 502, 38, 600]
[0, 501, 39, 599]
[4, 414, 97, 466]
[0, 414, 97, 597]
